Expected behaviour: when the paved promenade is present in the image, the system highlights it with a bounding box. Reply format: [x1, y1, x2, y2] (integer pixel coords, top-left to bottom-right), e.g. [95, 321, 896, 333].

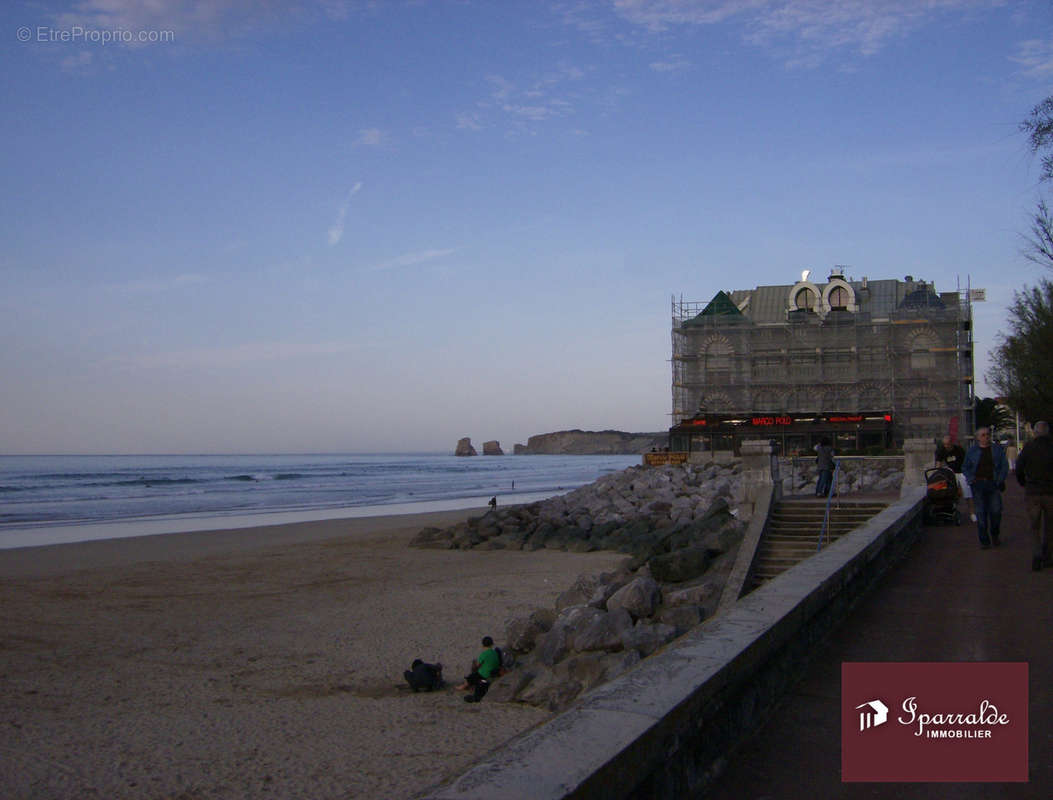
[708, 478, 1052, 799]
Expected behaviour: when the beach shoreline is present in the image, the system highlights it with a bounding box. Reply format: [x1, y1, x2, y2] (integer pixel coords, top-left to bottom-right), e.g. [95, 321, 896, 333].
[0, 491, 571, 553]
[0, 507, 626, 799]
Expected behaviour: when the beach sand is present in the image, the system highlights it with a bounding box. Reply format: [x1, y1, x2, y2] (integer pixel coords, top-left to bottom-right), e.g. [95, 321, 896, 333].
[0, 508, 627, 799]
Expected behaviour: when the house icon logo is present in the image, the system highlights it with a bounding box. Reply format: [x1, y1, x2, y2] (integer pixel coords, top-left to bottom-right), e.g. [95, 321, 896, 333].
[855, 699, 889, 731]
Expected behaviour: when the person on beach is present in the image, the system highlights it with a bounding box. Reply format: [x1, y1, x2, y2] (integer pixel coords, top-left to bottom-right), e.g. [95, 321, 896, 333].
[404, 659, 444, 692]
[457, 636, 500, 703]
[814, 438, 835, 497]
[963, 427, 1009, 549]
[488, 496, 497, 511]
[1015, 421, 1053, 571]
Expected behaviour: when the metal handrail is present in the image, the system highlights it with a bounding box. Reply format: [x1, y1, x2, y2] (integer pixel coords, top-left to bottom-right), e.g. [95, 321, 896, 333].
[817, 458, 841, 551]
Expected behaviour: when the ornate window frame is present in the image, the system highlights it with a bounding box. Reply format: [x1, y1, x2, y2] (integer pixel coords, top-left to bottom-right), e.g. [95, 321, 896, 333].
[821, 277, 857, 313]
[788, 281, 822, 313]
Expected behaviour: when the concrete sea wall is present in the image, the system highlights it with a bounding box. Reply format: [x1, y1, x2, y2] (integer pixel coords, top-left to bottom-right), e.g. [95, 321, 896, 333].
[422, 486, 925, 799]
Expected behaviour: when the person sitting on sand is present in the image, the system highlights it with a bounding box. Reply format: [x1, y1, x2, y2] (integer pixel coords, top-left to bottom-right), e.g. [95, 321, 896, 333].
[404, 659, 443, 692]
[457, 635, 500, 703]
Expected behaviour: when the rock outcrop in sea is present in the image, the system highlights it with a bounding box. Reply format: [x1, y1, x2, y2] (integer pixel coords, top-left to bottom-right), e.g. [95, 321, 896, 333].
[482, 440, 504, 456]
[512, 429, 668, 455]
[454, 437, 477, 457]
[410, 462, 748, 710]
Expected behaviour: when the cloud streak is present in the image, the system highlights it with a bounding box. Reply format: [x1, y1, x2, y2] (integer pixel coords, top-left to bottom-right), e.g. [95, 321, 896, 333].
[609, 0, 1007, 63]
[368, 248, 457, 271]
[55, 0, 361, 45]
[328, 182, 362, 246]
[355, 128, 384, 146]
[1011, 38, 1053, 80]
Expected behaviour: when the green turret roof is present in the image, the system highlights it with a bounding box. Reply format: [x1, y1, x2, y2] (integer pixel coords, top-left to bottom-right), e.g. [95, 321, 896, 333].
[683, 290, 743, 326]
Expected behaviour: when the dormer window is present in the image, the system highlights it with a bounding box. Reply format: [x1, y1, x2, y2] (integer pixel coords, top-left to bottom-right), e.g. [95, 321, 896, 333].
[821, 278, 857, 314]
[829, 285, 849, 309]
[795, 288, 815, 311]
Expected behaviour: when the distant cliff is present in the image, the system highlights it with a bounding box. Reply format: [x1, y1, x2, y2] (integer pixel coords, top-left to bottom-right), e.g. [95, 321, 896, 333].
[513, 429, 668, 455]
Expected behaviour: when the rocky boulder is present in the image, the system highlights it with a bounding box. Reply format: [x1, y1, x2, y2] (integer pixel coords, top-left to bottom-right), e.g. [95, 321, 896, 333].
[607, 576, 661, 620]
[454, 437, 477, 456]
[483, 440, 504, 455]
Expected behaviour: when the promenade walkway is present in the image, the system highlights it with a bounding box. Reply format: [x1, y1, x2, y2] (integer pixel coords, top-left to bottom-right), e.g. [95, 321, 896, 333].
[708, 478, 1052, 798]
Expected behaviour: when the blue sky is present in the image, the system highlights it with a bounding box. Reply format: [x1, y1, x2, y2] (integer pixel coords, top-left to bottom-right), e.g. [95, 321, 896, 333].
[2, 0, 1052, 454]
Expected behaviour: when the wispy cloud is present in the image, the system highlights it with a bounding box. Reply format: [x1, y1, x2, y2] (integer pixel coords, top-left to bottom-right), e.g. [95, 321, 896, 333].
[649, 54, 691, 73]
[1011, 38, 1053, 80]
[470, 65, 586, 132]
[368, 248, 457, 271]
[610, 0, 1006, 64]
[456, 111, 484, 130]
[355, 128, 384, 146]
[328, 182, 362, 247]
[54, 0, 361, 46]
[60, 51, 94, 72]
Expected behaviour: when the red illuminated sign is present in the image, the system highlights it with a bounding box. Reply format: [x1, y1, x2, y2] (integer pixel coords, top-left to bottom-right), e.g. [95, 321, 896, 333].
[828, 415, 864, 423]
[751, 416, 792, 426]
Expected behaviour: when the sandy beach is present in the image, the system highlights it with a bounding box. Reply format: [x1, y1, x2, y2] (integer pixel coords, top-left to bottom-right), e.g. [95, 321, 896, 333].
[0, 508, 627, 799]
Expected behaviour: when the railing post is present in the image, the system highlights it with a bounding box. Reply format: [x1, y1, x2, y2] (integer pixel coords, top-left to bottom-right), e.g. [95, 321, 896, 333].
[901, 439, 933, 498]
[818, 458, 841, 551]
[740, 440, 775, 516]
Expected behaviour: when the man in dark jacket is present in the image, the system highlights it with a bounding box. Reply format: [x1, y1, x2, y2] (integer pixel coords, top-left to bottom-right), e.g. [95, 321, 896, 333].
[404, 659, 444, 692]
[1015, 421, 1053, 571]
[963, 428, 1009, 549]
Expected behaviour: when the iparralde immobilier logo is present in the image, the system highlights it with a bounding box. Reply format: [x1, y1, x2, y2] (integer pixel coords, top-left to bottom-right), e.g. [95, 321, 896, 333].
[842, 662, 1029, 782]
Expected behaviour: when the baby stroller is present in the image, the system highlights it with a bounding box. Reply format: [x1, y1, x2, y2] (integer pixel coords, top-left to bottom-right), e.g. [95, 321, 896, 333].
[923, 466, 961, 526]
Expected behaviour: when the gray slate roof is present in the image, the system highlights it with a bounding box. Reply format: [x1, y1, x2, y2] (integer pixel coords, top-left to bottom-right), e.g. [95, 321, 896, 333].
[725, 279, 946, 324]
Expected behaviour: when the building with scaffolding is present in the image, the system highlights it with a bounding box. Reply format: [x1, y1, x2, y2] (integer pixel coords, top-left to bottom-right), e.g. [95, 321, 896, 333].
[669, 268, 974, 456]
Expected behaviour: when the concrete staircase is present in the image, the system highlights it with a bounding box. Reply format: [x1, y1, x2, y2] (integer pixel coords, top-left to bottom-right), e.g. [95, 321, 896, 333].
[745, 498, 888, 592]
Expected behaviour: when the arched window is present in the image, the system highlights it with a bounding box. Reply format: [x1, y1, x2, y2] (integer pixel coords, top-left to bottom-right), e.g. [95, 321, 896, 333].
[795, 288, 815, 311]
[829, 285, 849, 309]
[910, 331, 938, 372]
[704, 339, 733, 372]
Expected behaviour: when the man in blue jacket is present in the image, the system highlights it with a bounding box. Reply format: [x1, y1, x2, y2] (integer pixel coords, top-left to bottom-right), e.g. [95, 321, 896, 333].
[962, 427, 1009, 549]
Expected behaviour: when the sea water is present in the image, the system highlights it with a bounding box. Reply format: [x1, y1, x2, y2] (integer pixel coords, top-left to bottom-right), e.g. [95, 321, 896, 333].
[0, 453, 640, 549]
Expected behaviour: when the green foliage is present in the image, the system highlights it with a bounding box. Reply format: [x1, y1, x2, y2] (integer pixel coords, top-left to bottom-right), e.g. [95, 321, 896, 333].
[988, 281, 1053, 425]
[973, 397, 1013, 437]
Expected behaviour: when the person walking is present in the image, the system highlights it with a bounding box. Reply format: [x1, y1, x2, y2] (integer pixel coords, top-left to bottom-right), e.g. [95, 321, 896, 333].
[935, 433, 972, 520]
[1015, 421, 1053, 571]
[815, 437, 835, 497]
[962, 427, 1009, 549]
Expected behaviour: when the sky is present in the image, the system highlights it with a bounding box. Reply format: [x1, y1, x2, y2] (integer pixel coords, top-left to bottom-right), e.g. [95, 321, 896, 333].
[3, 0, 1053, 455]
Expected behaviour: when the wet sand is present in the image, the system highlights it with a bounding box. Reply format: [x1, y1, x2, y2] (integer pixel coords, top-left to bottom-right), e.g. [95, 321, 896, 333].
[0, 508, 626, 799]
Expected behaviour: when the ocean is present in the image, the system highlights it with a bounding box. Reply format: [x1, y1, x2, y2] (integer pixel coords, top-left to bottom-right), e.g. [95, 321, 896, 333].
[0, 453, 641, 549]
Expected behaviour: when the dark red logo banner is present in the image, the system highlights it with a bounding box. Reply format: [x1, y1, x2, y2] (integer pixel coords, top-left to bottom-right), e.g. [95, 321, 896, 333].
[842, 662, 1028, 782]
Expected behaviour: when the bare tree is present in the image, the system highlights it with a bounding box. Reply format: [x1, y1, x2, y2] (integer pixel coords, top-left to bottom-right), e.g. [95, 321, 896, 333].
[1022, 199, 1053, 271]
[1021, 96, 1053, 182]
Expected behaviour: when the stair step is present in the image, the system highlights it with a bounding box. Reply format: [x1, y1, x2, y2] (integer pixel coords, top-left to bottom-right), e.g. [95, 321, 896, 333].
[744, 500, 889, 594]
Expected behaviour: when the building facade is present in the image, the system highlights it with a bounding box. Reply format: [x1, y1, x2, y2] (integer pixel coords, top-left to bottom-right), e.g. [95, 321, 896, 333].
[669, 269, 974, 455]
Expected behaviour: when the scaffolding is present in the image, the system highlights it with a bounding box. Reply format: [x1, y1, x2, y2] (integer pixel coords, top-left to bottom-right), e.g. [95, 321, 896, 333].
[670, 277, 974, 447]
